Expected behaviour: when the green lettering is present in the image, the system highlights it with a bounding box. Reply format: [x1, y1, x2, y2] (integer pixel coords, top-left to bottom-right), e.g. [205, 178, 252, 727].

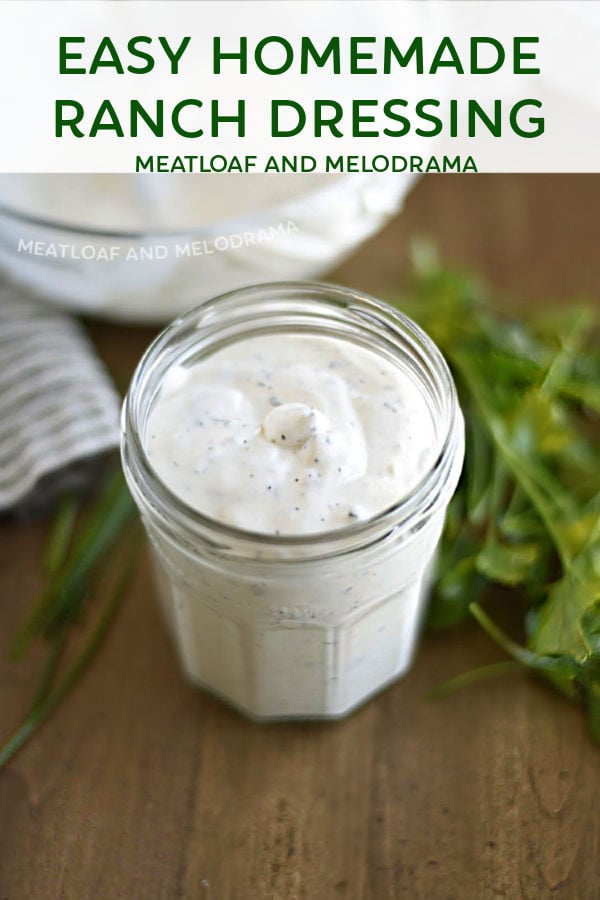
[55, 100, 84, 136]
[510, 99, 544, 137]
[383, 99, 410, 137]
[315, 100, 343, 137]
[350, 37, 377, 74]
[384, 37, 423, 73]
[470, 37, 505, 74]
[211, 99, 245, 136]
[272, 100, 305, 137]
[59, 37, 85, 74]
[514, 37, 540, 74]
[90, 100, 124, 137]
[468, 100, 502, 137]
[89, 37, 124, 75]
[430, 37, 464, 75]
[172, 99, 203, 138]
[300, 37, 340, 74]
[256, 36, 293, 75]
[325, 155, 344, 172]
[131, 100, 163, 137]
[158, 36, 191, 75]
[213, 37, 247, 74]
[353, 100, 378, 137]
[415, 99, 443, 137]
[135, 156, 154, 171]
[127, 36, 154, 74]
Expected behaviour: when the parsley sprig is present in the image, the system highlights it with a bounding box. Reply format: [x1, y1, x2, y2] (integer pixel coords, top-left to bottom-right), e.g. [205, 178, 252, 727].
[397, 248, 600, 740]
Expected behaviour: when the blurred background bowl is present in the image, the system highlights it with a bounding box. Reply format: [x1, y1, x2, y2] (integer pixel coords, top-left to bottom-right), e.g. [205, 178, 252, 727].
[0, 173, 416, 324]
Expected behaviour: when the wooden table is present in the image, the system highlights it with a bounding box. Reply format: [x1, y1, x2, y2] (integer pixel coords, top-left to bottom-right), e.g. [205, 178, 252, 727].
[1, 176, 600, 900]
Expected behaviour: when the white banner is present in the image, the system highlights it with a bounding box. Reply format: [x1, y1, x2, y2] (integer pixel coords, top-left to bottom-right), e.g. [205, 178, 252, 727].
[0, 0, 598, 172]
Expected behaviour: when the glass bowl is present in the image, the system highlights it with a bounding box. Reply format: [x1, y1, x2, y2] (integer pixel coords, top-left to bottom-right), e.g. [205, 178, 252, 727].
[0, 173, 415, 323]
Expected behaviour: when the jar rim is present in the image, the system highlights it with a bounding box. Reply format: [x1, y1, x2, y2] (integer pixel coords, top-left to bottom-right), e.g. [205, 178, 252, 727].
[121, 280, 463, 560]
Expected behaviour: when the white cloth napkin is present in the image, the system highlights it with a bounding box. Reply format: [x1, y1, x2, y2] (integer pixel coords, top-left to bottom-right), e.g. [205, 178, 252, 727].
[0, 285, 120, 513]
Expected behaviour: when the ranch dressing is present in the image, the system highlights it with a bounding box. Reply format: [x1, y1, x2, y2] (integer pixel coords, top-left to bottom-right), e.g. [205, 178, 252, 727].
[122, 284, 464, 719]
[145, 334, 437, 535]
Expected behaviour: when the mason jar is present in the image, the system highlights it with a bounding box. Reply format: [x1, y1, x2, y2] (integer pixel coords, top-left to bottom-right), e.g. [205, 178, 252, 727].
[121, 282, 464, 720]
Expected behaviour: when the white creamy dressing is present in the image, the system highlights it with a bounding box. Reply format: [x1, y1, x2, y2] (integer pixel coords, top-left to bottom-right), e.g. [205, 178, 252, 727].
[145, 333, 437, 535]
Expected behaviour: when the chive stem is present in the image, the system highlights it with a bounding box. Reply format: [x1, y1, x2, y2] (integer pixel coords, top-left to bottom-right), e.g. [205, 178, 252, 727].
[43, 496, 78, 577]
[0, 532, 140, 771]
[427, 660, 523, 698]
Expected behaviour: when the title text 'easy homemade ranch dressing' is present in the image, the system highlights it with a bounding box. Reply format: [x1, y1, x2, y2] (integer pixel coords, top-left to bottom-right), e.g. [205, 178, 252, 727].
[122, 285, 464, 719]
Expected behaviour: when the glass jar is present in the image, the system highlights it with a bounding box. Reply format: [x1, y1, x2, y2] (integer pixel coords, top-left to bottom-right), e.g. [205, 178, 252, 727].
[121, 282, 464, 720]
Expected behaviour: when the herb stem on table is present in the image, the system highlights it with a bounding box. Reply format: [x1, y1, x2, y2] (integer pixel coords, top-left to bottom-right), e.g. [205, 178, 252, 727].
[0, 471, 139, 771]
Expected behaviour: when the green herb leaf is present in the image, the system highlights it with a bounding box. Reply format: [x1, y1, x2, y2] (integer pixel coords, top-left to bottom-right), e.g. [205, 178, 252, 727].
[395, 253, 600, 741]
[475, 538, 541, 587]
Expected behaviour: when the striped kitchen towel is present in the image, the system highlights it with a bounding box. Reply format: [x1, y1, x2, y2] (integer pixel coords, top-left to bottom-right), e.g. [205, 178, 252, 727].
[0, 286, 120, 514]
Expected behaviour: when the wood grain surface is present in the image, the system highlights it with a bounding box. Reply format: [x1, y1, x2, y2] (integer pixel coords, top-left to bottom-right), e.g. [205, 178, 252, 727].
[1, 176, 600, 900]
